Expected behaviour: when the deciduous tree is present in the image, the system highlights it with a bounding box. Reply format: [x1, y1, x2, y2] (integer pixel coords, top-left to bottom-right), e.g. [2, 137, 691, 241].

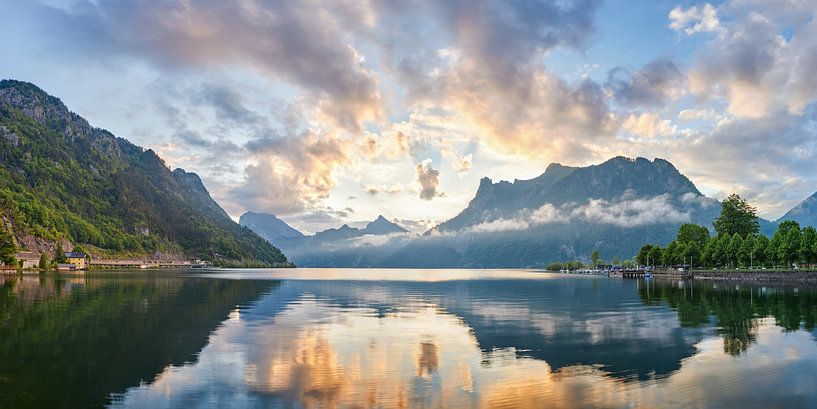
[714, 194, 759, 237]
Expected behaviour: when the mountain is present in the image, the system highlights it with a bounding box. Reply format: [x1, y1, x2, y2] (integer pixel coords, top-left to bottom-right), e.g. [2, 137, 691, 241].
[363, 215, 408, 235]
[0, 80, 290, 267]
[435, 157, 703, 233]
[266, 216, 412, 267]
[239, 212, 304, 244]
[778, 192, 817, 228]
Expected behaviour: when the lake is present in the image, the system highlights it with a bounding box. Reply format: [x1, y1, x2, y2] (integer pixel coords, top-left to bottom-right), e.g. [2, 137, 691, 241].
[1, 269, 817, 408]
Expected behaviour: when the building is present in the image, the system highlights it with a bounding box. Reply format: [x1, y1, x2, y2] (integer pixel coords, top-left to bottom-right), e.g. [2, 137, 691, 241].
[15, 252, 41, 269]
[64, 252, 90, 270]
[56, 263, 76, 272]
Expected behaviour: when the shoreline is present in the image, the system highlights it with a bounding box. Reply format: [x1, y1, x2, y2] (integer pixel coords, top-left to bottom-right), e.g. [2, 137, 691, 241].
[655, 269, 817, 282]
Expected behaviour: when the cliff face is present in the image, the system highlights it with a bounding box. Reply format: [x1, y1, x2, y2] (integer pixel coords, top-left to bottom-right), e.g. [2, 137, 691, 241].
[0, 80, 289, 266]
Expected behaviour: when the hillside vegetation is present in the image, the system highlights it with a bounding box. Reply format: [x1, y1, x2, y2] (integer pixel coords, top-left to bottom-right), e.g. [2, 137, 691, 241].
[0, 80, 289, 267]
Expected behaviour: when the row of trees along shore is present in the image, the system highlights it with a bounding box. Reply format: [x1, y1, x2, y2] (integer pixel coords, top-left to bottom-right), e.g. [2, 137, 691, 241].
[638, 194, 817, 269]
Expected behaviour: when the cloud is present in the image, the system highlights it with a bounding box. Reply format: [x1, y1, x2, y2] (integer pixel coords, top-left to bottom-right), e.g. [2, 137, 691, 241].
[468, 218, 530, 233]
[669, 3, 721, 35]
[228, 130, 349, 215]
[622, 113, 677, 137]
[197, 83, 264, 125]
[678, 109, 719, 121]
[346, 232, 416, 248]
[686, 2, 817, 118]
[573, 195, 691, 227]
[384, 0, 613, 161]
[671, 107, 817, 217]
[30, 0, 383, 131]
[606, 60, 685, 107]
[416, 159, 441, 200]
[463, 195, 690, 234]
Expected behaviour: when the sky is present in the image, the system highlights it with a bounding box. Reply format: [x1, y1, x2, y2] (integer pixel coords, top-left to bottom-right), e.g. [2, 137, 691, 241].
[1, 0, 816, 233]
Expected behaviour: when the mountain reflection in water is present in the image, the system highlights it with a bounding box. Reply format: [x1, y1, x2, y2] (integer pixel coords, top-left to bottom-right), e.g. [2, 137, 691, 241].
[2, 270, 817, 408]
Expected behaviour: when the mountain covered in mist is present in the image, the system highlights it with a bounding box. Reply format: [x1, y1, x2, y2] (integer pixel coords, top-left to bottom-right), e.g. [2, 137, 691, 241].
[385, 157, 727, 267]
[250, 156, 799, 268]
[0, 80, 289, 266]
[263, 215, 411, 267]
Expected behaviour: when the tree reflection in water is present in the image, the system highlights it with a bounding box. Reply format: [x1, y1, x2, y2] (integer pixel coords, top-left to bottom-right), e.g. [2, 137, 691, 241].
[638, 280, 817, 355]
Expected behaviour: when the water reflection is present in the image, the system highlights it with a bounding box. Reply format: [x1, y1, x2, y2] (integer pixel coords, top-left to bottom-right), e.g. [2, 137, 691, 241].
[111, 272, 817, 408]
[3, 271, 817, 408]
[639, 280, 817, 355]
[0, 272, 277, 408]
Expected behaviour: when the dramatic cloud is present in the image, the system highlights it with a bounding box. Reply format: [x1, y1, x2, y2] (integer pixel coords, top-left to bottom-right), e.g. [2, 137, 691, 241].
[229, 131, 349, 215]
[28, 0, 383, 130]
[386, 0, 614, 160]
[686, 1, 817, 117]
[4, 0, 817, 227]
[416, 159, 441, 200]
[606, 60, 685, 107]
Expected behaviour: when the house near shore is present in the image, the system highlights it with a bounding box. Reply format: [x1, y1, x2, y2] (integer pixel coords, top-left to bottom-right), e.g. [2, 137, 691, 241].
[15, 251, 40, 269]
[64, 252, 90, 270]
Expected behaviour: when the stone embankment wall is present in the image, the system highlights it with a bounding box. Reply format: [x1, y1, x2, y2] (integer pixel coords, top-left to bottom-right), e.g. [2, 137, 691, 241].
[654, 269, 817, 282]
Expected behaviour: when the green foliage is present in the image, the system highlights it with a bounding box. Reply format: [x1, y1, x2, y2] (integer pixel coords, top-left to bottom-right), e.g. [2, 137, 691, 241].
[590, 250, 600, 267]
[38, 252, 49, 270]
[0, 229, 15, 266]
[713, 194, 759, 237]
[0, 80, 289, 267]
[52, 243, 67, 264]
[546, 260, 586, 270]
[676, 223, 710, 247]
[637, 244, 654, 265]
[637, 198, 817, 269]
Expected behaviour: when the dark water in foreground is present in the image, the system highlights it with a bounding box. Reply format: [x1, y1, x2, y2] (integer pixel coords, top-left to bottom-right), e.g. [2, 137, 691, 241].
[1, 270, 817, 408]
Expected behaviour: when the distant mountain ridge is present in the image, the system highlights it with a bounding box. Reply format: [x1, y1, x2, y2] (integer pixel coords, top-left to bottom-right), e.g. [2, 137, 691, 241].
[239, 212, 304, 243]
[778, 192, 817, 227]
[261, 156, 806, 268]
[0, 80, 289, 266]
[246, 215, 411, 267]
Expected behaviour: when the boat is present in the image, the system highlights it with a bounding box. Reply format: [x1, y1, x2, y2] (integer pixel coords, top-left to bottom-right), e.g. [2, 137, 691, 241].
[643, 271, 653, 279]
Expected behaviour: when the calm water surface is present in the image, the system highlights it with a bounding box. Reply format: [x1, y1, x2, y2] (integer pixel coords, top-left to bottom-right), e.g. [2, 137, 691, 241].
[1, 269, 817, 408]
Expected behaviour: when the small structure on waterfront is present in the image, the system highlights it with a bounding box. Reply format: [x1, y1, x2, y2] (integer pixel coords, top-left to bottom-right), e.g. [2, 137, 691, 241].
[64, 252, 90, 270]
[15, 251, 40, 269]
[56, 263, 76, 272]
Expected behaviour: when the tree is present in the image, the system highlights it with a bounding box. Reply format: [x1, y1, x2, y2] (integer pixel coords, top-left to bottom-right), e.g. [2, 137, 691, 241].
[739, 235, 755, 268]
[637, 244, 654, 265]
[728, 233, 744, 268]
[663, 241, 679, 266]
[647, 245, 663, 267]
[781, 227, 802, 267]
[676, 224, 710, 247]
[702, 238, 716, 267]
[715, 234, 730, 267]
[38, 252, 49, 270]
[53, 242, 67, 264]
[713, 194, 759, 237]
[799, 226, 817, 266]
[773, 221, 801, 267]
[753, 235, 769, 267]
[591, 250, 601, 267]
[0, 229, 16, 266]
